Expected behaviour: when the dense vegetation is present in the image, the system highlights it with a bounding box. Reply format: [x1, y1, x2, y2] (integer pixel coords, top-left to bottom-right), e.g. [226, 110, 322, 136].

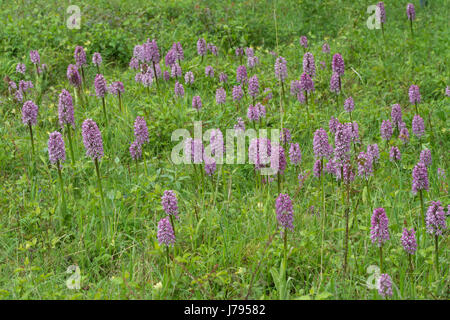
[0, 0, 448, 299]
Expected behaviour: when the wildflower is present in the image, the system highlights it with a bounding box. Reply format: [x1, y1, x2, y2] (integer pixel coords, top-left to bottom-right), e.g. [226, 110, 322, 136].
[81, 119, 104, 160]
[58, 89, 75, 129]
[157, 217, 176, 246]
[344, 97, 354, 113]
[161, 190, 179, 219]
[370, 208, 390, 247]
[378, 274, 393, 298]
[420, 149, 432, 167]
[426, 201, 447, 236]
[134, 116, 149, 145]
[401, 228, 417, 255]
[192, 96, 202, 111]
[48, 131, 66, 165]
[412, 162, 429, 194]
[389, 146, 401, 162]
[275, 194, 294, 231]
[22, 100, 38, 126]
[216, 87, 226, 105]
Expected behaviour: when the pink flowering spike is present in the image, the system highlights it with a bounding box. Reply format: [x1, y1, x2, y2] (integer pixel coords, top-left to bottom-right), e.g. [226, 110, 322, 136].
[289, 143, 301, 165]
[322, 42, 330, 54]
[280, 128, 291, 145]
[219, 72, 228, 83]
[170, 63, 182, 78]
[94, 74, 107, 98]
[270, 144, 287, 174]
[232, 85, 243, 102]
[234, 117, 245, 132]
[236, 65, 247, 84]
[426, 201, 447, 236]
[184, 138, 204, 164]
[157, 217, 176, 247]
[197, 38, 207, 56]
[313, 159, 322, 178]
[129, 57, 139, 70]
[390, 104, 402, 128]
[184, 71, 194, 85]
[275, 193, 294, 231]
[249, 138, 271, 170]
[215, 87, 226, 105]
[389, 146, 401, 162]
[330, 72, 340, 94]
[29, 50, 40, 65]
[399, 124, 410, 143]
[247, 105, 258, 122]
[134, 116, 149, 145]
[378, 274, 392, 298]
[255, 103, 266, 118]
[299, 36, 307, 49]
[161, 190, 179, 219]
[248, 75, 259, 98]
[302, 52, 315, 78]
[274, 56, 287, 82]
[111, 81, 124, 95]
[58, 89, 75, 129]
[412, 162, 429, 194]
[48, 131, 66, 166]
[357, 152, 373, 180]
[419, 149, 432, 167]
[344, 97, 354, 113]
[329, 117, 340, 135]
[377, 2, 386, 24]
[313, 128, 332, 159]
[334, 123, 351, 163]
[192, 96, 202, 111]
[67, 64, 82, 88]
[22, 100, 38, 126]
[74, 46, 87, 67]
[370, 208, 390, 247]
[401, 228, 417, 255]
[412, 115, 425, 138]
[165, 48, 176, 67]
[129, 141, 142, 161]
[300, 72, 314, 93]
[367, 144, 380, 163]
[406, 3, 416, 21]
[81, 119, 104, 160]
[332, 53, 344, 76]
[409, 84, 421, 106]
[92, 52, 102, 66]
[174, 81, 184, 98]
[16, 63, 26, 74]
[205, 65, 214, 78]
[380, 119, 393, 141]
[210, 129, 224, 157]
[204, 157, 217, 176]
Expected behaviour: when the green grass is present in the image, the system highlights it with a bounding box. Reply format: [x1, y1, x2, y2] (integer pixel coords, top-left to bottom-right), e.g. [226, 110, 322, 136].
[0, 0, 448, 299]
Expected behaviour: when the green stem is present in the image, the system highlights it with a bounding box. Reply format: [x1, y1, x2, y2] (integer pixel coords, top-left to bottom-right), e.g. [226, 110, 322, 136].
[57, 161, 66, 220]
[94, 158, 105, 212]
[419, 190, 425, 226]
[102, 97, 108, 125]
[379, 246, 383, 273]
[135, 158, 139, 178]
[170, 215, 176, 237]
[28, 124, 35, 159]
[410, 20, 414, 38]
[66, 124, 75, 165]
[118, 92, 122, 112]
[434, 235, 439, 275]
